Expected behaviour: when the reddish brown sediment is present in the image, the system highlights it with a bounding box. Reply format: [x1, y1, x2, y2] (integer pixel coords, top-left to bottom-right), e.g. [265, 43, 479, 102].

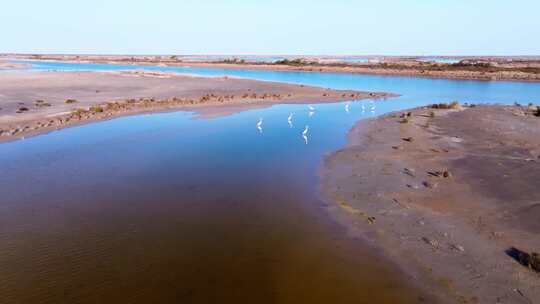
[0, 70, 395, 143]
[321, 103, 540, 303]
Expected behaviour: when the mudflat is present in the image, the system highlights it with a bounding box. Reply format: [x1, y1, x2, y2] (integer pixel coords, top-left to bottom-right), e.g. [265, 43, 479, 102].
[0, 71, 393, 142]
[322, 104, 540, 303]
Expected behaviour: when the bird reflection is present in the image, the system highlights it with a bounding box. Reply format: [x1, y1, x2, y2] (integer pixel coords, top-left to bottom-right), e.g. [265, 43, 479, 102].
[345, 103, 350, 113]
[370, 100, 376, 113]
[308, 105, 316, 117]
[302, 125, 309, 145]
[257, 118, 263, 133]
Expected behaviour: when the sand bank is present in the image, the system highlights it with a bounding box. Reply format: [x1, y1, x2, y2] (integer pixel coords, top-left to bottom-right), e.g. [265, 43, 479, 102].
[0, 60, 30, 70]
[0, 71, 394, 142]
[321, 103, 540, 303]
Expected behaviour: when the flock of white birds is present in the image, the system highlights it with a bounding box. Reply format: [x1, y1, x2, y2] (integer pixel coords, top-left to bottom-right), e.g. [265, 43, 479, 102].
[256, 101, 377, 145]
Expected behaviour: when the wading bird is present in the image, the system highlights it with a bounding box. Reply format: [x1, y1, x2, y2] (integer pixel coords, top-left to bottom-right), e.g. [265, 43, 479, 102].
[287, 113, 293, 127]
[302, 125, 309, 145]
[257, 118, 263, 133]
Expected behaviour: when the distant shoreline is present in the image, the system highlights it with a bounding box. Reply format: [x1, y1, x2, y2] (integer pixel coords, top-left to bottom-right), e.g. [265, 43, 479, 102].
[4, 54, 540, 82]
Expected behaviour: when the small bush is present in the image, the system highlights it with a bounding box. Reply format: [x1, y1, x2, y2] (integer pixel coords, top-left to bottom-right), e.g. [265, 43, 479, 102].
[34, 100, 51, 107]
[274, 58, 309, 66]
[71, 108, 86, 116]
[430, 101, 461, 109]
[449, 101, 460, 109]
[89, 105, 103, 113]
[65, 99, 78, 104]
[535, 106, 540, 117]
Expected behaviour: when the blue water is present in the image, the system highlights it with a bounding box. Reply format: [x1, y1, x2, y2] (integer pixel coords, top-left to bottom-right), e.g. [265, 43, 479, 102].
[418, 58, 461, 64]
[174, 56, 288, 63]
[1, 60, 539, 303]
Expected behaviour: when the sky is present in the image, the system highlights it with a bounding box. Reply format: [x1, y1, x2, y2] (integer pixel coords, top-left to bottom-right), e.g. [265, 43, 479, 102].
[1, 0, 539, 55]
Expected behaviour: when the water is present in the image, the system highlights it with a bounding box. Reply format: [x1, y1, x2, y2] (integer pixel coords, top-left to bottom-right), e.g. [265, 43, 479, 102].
[418, 58, 461, 64]
[331, 57, 370, 63]
[1, 61, 540, 303]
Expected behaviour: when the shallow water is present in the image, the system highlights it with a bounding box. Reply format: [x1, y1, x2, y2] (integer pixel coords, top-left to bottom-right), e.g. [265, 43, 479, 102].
[418, 58, 461, 64]
[1, 61, 540, 303]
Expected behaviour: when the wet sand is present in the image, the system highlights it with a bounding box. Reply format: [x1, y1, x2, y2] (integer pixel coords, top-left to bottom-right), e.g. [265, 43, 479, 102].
[322, 104, 540, 303]
[0, 71, 393, 142]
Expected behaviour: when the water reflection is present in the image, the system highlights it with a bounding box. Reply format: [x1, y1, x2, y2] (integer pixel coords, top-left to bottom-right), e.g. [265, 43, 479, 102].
[370, 100, 376, 114]
[345, 103, 350, 113]
[287, 113, 294, 128]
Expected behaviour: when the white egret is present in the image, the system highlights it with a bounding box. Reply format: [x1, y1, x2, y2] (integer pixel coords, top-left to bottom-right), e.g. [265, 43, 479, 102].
[257, 118, 263, 133]
[302, 126, 309, 145]
[345, 103, 350, 113]
[302, 125, 309, 136]
[287, 113, 293, 127]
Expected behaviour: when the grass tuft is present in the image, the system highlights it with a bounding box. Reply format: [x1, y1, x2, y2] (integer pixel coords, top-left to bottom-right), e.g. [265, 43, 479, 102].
[89, 105, 104, 113]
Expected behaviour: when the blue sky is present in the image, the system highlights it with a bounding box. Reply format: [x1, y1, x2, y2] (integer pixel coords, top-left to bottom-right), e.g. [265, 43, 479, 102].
[1, 0, 539, 55]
